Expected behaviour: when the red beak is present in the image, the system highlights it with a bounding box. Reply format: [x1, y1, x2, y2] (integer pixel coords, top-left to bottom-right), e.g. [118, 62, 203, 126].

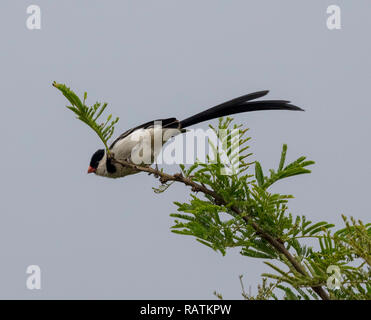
[87, 166, 96, 174]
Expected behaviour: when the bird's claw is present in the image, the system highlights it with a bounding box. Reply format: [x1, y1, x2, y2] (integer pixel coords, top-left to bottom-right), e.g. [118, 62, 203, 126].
[153, 163, 159, 178]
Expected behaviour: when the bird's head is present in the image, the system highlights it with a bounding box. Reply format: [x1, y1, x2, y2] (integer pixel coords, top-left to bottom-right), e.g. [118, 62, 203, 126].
[88, 149, 105, 174]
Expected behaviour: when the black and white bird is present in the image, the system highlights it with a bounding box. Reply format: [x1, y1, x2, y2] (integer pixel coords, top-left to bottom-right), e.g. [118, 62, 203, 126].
[87, 90, 303, 178]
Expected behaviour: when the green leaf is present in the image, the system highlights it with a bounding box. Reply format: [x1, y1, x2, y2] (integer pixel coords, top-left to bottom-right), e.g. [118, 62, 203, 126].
[278, 144, 287, 171]
[53, 82, 119, 153]
[255, 161, 264, 187]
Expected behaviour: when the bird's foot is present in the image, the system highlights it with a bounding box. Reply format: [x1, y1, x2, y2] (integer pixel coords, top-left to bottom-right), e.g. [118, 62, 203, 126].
[107, 151, 115, 161]
[153, 163, 160, 178]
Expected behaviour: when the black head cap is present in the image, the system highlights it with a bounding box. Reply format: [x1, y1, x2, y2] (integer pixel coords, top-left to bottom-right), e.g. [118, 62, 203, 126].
[89, 149, 105, 169]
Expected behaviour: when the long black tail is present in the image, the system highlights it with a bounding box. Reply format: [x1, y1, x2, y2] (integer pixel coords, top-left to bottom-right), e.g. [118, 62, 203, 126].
[179, 90, 303, 129]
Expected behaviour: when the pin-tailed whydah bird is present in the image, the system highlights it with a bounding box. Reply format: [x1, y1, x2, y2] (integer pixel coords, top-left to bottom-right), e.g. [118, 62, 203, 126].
[88, 90, 303, 178]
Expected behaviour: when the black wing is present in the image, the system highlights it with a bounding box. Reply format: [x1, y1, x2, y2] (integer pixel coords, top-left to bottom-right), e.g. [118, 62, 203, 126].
[109, 117, 179, 149]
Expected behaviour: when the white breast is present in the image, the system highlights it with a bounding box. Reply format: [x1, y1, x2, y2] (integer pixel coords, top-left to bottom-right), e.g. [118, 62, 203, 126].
[111, 127, 181, 165]
[95, 127, 181, 178]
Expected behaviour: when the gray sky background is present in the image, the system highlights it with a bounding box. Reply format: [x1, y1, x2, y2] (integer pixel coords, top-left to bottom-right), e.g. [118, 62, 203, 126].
[0, 1, 370, 299]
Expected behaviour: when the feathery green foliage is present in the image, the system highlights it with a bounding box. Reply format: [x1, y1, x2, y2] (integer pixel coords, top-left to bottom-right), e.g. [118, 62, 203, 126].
[167, 118, 370, 300]
[53, 82, 119, 153]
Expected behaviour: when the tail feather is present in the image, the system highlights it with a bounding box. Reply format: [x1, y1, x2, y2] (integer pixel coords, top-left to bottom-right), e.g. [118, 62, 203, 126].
[179, 91, 303, 128]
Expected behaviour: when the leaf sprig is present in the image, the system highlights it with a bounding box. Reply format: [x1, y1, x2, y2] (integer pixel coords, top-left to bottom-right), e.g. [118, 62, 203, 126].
[254, 144, 315, 190]
[53, 82, 119, 153]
